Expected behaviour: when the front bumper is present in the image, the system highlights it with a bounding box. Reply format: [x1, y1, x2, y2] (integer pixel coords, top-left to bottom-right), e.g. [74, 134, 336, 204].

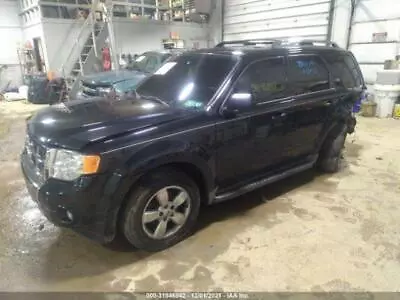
[20, 152, 119, 243]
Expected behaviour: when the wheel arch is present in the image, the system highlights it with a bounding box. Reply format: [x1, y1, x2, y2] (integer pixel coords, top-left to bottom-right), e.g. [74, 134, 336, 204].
[111, 157, 213, 237]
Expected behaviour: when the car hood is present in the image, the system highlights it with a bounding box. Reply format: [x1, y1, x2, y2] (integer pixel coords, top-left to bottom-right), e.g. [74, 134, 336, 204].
[27, 97, 182, 150]
[81, 70, 146, 85]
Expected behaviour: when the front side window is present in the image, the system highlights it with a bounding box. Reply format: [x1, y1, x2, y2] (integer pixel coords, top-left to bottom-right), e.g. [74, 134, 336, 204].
[136, 53, 238, 109]
[288, 55, 329, 95]
[232, 57, 288, 106]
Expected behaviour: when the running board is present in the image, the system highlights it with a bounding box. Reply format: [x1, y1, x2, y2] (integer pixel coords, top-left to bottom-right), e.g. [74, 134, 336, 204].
[214, 161, 315, 203]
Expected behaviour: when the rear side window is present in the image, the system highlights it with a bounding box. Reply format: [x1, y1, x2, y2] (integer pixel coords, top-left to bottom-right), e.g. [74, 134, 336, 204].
[324, 54, 361, 88]
[234, 57, 289, 104]
[288, 55, 329, 95]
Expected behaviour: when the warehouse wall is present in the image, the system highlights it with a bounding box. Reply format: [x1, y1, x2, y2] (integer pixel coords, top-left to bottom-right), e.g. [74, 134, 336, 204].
[0, 0, 23, 88]
[330, 0, 352, 48]
[208, 0, 223, 46]
[349, 0, 400, 84]
[222, 0, 400, 85]
[40, 18, 211, 73]
[112, 19, 211, 54]
[223, 0, 332, 41]
[41, 19, 90, 74]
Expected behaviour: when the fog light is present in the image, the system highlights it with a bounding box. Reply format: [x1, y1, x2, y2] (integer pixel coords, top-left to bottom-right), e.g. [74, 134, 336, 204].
[66, 210, 74, 221]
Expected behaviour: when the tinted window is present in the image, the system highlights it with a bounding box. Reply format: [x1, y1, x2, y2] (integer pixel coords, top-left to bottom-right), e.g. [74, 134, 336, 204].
[288, 55, 329, 94]
[324, 54, 357, 88]
[233, 57, 288, 105]
[146, 56, 159, 73]
[344, 54, 363, 86]
[126, 53, 161, 73]
[136, 53, 237, 108]
[161, 54, 172, 62]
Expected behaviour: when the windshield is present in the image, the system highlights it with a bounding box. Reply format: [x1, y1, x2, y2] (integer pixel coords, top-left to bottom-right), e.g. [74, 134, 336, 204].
[126, 52, 169, 73]
[136, 53, 238, 109]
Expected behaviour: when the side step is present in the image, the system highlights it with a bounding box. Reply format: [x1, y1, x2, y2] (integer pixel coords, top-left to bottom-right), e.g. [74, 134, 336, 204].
[214, 161, 316, 203]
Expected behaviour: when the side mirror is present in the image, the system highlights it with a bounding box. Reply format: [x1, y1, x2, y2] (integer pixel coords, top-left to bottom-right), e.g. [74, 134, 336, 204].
[221, 93, 252, 118]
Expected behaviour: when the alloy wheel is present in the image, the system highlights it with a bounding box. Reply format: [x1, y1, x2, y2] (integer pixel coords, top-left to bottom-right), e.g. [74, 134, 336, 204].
[141, 186, 191, 240]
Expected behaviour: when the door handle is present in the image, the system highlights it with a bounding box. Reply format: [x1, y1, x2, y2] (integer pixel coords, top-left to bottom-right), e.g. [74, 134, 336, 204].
[272, 112, 287, 120]
[324, 100, 332, 106]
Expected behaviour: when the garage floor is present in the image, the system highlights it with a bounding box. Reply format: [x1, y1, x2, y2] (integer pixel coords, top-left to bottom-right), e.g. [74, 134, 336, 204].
[1, 101, 400, 292]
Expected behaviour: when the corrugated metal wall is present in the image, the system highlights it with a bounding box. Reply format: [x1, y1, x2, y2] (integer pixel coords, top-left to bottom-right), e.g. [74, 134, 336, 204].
[349, 0, 400, 84]
[223, 0, 333, 41]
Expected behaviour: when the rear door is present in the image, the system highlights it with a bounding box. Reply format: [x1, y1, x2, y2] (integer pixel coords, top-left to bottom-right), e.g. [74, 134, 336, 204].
[280, 54, 336, 163]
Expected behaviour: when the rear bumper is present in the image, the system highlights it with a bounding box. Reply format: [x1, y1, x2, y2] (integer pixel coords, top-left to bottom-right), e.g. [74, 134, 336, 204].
[20, 152, 120, 243]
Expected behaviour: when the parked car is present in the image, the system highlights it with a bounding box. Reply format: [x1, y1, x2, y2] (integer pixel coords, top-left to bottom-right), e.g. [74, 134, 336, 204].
[21, 40, 364, 251]
[76, 50, 179, 99]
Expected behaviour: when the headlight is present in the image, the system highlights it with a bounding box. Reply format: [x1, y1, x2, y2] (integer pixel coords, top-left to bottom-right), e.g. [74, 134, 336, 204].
[97, 87, 113, 96]
[46, 149, 100, 181]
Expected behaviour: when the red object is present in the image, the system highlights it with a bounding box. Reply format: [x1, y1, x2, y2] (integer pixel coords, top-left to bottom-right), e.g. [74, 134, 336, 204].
[102, 47, 111, 71]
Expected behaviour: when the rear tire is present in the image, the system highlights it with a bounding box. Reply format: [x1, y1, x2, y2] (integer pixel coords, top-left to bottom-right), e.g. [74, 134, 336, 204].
[318, 125, 347, 173]
[121, 168, 200, 252]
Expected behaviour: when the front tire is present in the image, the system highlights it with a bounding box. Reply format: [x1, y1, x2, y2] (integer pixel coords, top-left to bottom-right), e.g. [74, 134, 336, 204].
[121, 168, 200, 252]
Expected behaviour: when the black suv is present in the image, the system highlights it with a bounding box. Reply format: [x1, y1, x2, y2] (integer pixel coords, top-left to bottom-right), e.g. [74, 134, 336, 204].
[21, 40, 364, 251]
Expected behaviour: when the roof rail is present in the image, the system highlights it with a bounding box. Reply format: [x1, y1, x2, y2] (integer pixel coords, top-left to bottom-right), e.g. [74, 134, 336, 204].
[283, 39, 340, 48]
[215, 39, 340, 49]
[215, 39, 282, 48]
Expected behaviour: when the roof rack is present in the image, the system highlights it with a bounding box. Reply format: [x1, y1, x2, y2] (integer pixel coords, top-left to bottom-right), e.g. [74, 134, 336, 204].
[215, 39, 339, 48]
[282, 39, 340, 48]
[215, 39, 282, 48]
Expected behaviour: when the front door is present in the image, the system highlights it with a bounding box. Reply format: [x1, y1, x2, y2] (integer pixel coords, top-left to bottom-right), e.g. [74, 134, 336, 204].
[215, 56, 292, 190]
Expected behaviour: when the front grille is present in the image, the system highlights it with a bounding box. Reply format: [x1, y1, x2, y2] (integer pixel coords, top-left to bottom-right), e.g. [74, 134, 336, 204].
[81, 81, 99, 97]
[25, 135, 47, 179]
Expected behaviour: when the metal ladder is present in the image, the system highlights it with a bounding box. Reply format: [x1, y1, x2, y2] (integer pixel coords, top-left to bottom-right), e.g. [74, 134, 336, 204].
[60, 0, 112, 99]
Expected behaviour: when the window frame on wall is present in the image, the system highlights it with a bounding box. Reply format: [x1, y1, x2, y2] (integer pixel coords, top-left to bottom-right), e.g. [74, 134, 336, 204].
[40, 0, 91, 19]
[40, 4, 61, 18]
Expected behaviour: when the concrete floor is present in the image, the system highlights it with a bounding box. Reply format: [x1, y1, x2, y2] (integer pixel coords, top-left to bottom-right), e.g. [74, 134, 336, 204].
[1, 101, 400, 292]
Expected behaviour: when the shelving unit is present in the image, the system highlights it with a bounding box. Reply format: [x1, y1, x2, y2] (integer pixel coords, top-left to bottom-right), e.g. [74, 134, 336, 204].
[33, 0, 209, 24]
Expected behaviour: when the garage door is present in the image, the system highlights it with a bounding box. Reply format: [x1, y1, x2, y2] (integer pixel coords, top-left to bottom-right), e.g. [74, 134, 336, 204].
[349, 0, 400, 84]
[223, 0, 333, 41]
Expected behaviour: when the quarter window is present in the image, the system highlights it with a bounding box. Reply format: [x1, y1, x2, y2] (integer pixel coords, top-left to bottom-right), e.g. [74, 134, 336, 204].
[344, 54, 363, 86]
[288, 55, 329, 94]
[324, 54, 356, 88]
